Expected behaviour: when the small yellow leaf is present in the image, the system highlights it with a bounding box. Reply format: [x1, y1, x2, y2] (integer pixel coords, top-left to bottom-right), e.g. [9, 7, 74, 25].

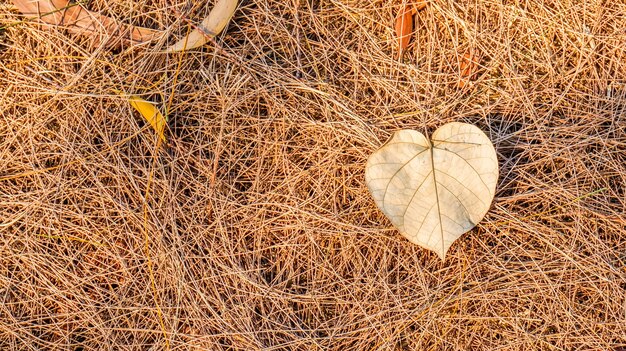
[167, 0, 238, 53]
[115, 90, 166, 143]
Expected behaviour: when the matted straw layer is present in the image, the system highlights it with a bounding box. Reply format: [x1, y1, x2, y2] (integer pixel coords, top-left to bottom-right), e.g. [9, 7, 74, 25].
[1, 0, 625, 349]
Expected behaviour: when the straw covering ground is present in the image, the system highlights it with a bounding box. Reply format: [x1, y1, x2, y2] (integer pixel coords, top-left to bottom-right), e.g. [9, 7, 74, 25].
[1, 0, 626, 349]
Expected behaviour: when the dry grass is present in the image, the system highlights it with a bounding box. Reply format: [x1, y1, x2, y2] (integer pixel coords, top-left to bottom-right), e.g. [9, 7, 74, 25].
[1, 0, 626, 349]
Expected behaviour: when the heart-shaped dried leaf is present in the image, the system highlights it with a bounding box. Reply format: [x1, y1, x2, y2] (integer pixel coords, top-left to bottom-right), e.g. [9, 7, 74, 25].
[365, 122, 498, 260]
[167, 0, 238, 53]
[11, 0, 162, 47]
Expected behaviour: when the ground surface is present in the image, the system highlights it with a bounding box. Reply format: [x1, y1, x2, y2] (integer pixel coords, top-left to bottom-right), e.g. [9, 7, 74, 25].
[1, 0, 626, 350]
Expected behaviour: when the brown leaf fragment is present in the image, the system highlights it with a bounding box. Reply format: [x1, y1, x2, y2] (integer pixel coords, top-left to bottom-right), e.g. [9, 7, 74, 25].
[11, 0, 163, 47]
[395, 5, 415, 59]
[458, 48, 481, 88]
[11, 0, 70, 24]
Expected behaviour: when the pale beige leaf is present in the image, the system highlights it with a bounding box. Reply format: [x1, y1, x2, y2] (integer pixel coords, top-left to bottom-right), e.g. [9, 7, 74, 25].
[167, 0, 238, 53]
[365, 122, 498, 260]
[11, 0, 162, 47]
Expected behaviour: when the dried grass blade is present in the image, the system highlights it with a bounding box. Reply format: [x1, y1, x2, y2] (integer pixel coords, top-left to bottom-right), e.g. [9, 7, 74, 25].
[414, 2, 428, 11]
[167, 0, 238, 53]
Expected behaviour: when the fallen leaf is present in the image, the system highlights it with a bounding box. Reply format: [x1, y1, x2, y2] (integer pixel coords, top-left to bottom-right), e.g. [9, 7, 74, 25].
[11, 0, 162, 47]
[458, 48, 481, 88]
[115, 91, 167, 143]
[365, 122, 498, 260]
[167, 0, 238, 53]
[1, 3, 18, 11]
[395, 5, 415, 59]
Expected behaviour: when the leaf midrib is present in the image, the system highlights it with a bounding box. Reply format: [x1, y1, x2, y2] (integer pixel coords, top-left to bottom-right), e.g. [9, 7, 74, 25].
[430, 144, 445, 257]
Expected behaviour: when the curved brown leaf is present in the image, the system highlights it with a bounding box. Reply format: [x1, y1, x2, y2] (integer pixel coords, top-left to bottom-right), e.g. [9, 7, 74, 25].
[11, 0, 162, 47]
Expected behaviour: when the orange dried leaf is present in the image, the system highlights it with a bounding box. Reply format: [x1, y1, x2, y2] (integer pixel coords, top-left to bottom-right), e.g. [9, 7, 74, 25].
[395, 5, 414, 59]
[11, 0, 163, 47]
[458, 49, 481, 88]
